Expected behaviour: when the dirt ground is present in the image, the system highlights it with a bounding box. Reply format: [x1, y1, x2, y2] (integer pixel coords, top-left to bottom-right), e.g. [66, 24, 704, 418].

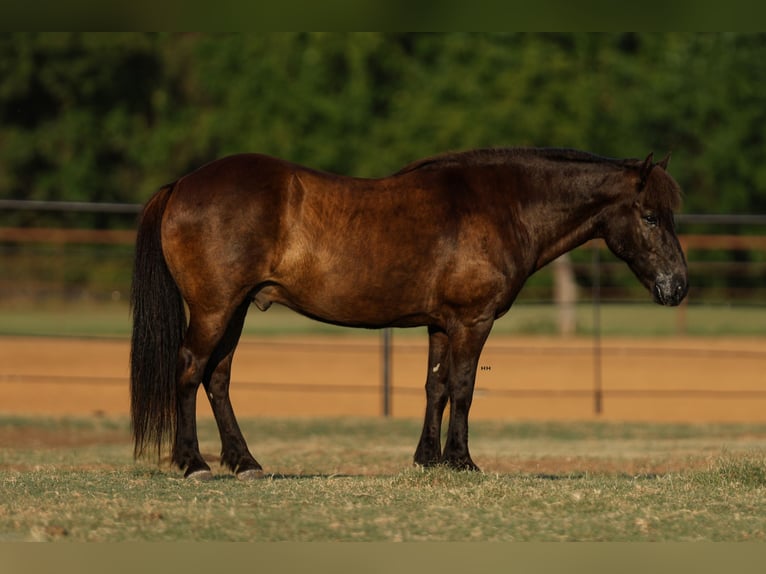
[1, 334, 765, 423]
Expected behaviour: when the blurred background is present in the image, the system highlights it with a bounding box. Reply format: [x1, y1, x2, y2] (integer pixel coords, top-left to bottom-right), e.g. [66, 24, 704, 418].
[0, 33, 764, 421]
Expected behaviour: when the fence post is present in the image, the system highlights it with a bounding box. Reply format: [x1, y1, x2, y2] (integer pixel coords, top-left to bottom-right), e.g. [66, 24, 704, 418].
[553, 253, 577, 335]
[381, 327, 392, 417]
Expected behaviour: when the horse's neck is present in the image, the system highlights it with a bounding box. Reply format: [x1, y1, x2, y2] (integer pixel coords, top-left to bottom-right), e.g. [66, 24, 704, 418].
[525, 173, 622, 271]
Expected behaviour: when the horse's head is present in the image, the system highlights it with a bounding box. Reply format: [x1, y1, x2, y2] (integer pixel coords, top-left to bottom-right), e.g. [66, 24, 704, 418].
[602, 153, 688, 306]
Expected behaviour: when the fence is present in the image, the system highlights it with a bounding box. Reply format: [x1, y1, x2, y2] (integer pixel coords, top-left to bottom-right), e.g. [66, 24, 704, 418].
[1, 201, 765, 420]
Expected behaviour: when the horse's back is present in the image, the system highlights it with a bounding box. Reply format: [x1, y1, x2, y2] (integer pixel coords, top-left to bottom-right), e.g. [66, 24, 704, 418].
[157, 153, 514, 329]
[173, 153, 298, 200]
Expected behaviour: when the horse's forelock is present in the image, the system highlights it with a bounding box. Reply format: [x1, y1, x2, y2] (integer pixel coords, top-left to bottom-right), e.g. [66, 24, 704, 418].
[644, 166, 683, 212]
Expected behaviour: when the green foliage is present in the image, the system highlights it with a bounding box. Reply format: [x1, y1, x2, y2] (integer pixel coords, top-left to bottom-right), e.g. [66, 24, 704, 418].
[2, 33, 766, 215]
[0, 33, 160, 205]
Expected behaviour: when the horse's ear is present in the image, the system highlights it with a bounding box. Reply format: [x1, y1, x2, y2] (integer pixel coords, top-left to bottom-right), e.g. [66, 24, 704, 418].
[657, 152, 671, 170]
[639, 152, 654, 190]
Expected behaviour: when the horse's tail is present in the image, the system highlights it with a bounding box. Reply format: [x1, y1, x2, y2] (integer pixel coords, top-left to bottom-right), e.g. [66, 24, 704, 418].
[130, 183, 186, 460]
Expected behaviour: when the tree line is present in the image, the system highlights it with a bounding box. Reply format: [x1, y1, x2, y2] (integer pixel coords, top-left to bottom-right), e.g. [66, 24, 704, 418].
[2, 33, 766, 226]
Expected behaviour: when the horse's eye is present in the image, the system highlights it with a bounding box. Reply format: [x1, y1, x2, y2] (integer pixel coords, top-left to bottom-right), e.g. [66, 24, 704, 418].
[643, 213, 659, 227]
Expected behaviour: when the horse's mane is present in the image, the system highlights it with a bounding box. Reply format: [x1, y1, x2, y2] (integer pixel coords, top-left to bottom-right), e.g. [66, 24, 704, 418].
[395, 147, 632, 174]
[395, 147, 682, 210]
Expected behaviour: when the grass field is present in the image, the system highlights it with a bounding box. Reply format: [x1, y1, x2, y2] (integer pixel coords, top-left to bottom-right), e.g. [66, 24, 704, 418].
[1, 300, 766, 338]
[2, 299, 765, 543]
[2, 416, 766, 542]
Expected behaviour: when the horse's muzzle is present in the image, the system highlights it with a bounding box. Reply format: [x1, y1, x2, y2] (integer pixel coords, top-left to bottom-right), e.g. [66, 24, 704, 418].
[652, 274, 688, 306]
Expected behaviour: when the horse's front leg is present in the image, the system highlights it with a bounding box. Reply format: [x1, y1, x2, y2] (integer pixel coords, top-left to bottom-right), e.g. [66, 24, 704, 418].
[414, 327, 451, 466]
[441, 320, 493, 471]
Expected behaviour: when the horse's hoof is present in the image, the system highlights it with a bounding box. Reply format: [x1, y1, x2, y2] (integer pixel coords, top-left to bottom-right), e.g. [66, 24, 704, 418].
[443, 458, 481, 472]
[236, 468, 265, 481]
[186, 469, 214, 481]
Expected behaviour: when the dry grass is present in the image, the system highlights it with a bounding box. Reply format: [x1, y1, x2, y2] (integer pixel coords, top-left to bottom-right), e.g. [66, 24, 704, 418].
[2, 416, 766, 541]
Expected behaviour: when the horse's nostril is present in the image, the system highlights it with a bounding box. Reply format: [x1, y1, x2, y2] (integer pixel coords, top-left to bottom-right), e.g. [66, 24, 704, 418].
[653, 275, 688, 307]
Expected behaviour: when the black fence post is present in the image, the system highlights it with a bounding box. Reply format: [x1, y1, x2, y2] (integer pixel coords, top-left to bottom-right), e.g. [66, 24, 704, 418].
[592, 243, 603, 416]
[381, 327, 392, 417]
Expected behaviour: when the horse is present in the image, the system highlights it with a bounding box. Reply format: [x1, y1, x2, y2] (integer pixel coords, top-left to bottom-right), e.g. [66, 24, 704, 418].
[130, 147, 688, 479]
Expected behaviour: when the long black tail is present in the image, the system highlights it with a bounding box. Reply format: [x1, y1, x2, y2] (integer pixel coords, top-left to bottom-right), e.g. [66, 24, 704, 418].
[130, 184, 186, 460]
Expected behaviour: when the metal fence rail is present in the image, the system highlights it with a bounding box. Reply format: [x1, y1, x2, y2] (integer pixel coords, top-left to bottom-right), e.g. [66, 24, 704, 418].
[1, 200, 765, 418]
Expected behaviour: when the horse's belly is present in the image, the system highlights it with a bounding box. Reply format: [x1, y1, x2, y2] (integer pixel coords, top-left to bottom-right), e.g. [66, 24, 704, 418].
[251, 280, 432, 328]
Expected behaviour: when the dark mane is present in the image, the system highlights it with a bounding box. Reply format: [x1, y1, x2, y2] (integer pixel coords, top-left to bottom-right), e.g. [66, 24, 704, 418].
[395, 146, 682, 211]
[394, 147, 632, 175]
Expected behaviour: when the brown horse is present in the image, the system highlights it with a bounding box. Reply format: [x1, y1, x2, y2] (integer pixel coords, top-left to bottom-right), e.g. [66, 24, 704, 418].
[130, 147, 688, 479]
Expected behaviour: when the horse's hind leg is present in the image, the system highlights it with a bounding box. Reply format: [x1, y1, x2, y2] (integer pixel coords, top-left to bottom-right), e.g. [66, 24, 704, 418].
[173, 305, 243, 479]
[173, 322, 216, 479]
[414, 327, 451, 466]
[203, 300, 263, 479]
